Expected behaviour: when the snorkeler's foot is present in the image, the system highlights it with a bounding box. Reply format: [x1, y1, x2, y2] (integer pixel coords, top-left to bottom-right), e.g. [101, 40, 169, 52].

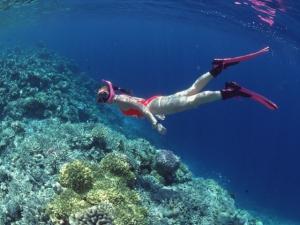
[221, 82, 252, 99]
[209, 61, 239, 77]
[221, 82, 278, 110]
[209, 46, 269, 77]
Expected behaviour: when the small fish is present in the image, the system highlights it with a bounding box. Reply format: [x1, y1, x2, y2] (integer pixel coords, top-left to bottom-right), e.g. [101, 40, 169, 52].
[245, 189, 249, 193]
[87, 65, 91, 69]
[7, 38, 11, 41]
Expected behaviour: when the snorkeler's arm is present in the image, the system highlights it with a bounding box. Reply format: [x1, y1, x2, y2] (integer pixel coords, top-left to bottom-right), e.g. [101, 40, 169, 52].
[115, 95, 157, 124]
[131, 96, 145, 101]
[114, 95, 167, 134]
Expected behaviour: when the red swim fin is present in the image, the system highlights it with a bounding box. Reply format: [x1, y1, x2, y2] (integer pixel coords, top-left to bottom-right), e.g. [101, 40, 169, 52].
[240, 85, 278, 110]
[212, 46, 269, 69]
[223, 82, 278, 110]
[210, 47, 269, 77]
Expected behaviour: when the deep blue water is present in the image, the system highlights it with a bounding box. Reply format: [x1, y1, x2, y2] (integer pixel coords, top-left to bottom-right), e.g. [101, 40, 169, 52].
[1, 0, 300, 223]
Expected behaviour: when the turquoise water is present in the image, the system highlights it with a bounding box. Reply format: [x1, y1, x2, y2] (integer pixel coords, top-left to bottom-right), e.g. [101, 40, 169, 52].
[0, 0, 300, 224]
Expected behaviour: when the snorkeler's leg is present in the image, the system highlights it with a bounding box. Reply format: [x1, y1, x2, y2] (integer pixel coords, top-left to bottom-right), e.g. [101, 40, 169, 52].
[172, 72, 214, 97]
[148, 91, 222, 115]
[173, 58, 239, 97]
[173, 47, 270, 97]
[149, 82, 278, 115]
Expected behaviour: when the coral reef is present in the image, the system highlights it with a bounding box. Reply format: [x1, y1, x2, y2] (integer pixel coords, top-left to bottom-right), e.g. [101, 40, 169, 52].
[135, 178, 263, 225]
[69, 205, 115, 225]
[59, 160, 95, 194]
[0, 46, 99, 123]
[86, 179, 148, 225]
[47, 157, 148, 225]
[99, 152, 137, 185]
[46, 188, 91, 223]
[0, 0, 39, 11]
[0, 45, 264, 225]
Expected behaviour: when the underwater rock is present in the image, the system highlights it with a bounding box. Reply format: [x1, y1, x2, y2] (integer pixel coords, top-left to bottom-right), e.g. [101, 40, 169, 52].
[154, 150, 180, 175]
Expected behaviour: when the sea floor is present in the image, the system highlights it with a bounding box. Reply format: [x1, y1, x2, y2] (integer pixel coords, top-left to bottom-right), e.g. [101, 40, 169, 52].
[0, 44, 297, 225]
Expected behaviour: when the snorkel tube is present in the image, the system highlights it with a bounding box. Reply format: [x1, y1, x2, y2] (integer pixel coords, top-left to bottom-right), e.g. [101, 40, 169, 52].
[102, 79, 115, 104]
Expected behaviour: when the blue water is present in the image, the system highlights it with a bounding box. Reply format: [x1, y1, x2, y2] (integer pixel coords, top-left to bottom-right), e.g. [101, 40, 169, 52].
[1, 0, 300, 223]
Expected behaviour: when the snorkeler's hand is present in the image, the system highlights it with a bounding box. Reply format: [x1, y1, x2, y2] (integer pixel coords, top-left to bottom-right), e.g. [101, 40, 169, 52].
[155, 114, 165, 121]
[153, 122, 167, 135]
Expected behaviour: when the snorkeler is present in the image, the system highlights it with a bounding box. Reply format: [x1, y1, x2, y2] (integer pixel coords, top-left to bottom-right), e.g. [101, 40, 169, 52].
[96, 46, 278, 135]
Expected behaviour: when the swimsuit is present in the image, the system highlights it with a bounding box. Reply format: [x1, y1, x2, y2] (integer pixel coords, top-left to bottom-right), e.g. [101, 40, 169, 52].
[119, 95, 161, 118]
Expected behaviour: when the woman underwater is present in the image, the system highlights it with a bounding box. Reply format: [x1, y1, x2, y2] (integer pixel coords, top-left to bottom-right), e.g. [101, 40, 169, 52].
[96, 47, 278, 135]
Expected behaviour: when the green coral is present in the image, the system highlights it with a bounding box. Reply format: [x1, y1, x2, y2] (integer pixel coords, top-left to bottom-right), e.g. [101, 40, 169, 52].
[100, 152, 136, 185]
[59, 159, 94, 194]
[128, 138, 156, 169]
[87, 181, 140, 205]
[174, 163, 192, 183]
[91, 125, 109, 139]
[114, 204, 148, 225]
[150, 170, 165, 185]
[47, 157, 148, 225]
[87, 179, 148, 225]
[46, 188, 90, 222]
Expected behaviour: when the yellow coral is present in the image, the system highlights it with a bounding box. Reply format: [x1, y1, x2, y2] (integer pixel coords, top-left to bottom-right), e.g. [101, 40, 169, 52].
[100, 152, 136, 185]
[86, 179, 147, 225]
[59, 160, 94, 194]
[47, 157, 148, 225]
[91, 125, 109, 139]
[46, 188, 90, 222]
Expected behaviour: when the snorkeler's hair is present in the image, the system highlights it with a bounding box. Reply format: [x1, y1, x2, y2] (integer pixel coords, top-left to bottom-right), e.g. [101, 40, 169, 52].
[97, 85, 132, 95]
[97, 86, 108, 95]
[113, 86, 132, 95]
